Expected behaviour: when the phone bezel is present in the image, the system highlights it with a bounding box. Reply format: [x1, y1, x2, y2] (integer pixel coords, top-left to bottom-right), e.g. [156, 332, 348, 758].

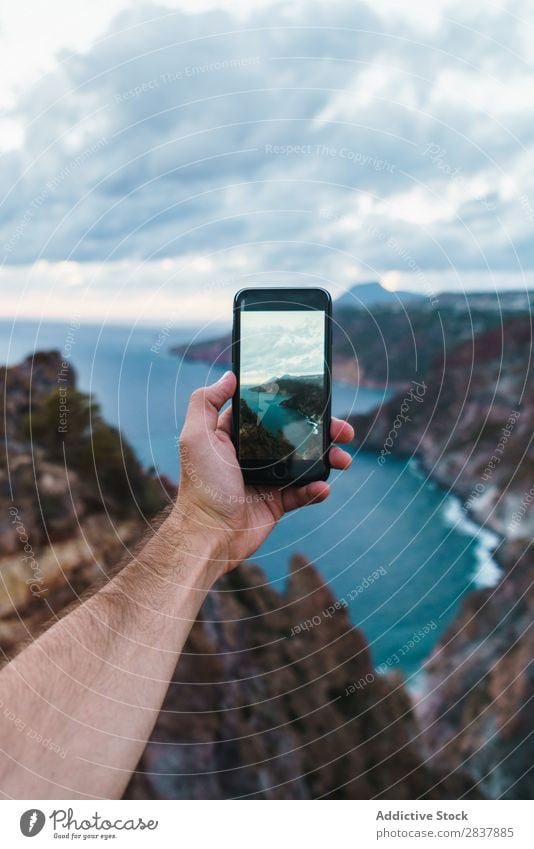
[232, 287, 332, 486]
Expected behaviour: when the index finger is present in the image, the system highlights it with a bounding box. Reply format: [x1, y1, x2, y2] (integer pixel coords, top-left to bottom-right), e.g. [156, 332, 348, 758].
[217, 405, 233, 436]
[330, 417, 355, 443]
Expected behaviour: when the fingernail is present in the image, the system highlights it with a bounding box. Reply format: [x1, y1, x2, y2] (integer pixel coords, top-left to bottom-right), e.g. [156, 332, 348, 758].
[217, 370, 233, 383]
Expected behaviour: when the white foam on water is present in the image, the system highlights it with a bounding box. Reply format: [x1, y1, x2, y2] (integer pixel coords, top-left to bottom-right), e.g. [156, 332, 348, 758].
[405, 667, 428, 699]
[442, 496, 502, 588]
[407, 456, 436, 488]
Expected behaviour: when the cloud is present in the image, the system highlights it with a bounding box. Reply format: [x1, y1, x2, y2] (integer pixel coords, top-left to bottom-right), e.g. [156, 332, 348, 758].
[1, 0, 533, 322]
[240, 310, 325, 382]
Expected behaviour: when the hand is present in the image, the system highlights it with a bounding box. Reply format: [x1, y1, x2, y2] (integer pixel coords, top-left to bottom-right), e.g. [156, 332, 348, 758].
[172, 370, 354, 575]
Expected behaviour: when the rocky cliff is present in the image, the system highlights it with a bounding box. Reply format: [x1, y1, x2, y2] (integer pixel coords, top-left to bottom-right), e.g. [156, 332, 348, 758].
[172, 290, 532, 388]
[0, 351, 173, 639]
[351, 316, 533, 539]
[125, 556, 478, 800]
[420, 541, 533, 799]
[0, 351, 479, 799]
[351, 315, 534, 799]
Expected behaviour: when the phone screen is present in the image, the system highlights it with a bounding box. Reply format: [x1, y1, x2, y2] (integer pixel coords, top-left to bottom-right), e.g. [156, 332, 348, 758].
[238, 309, 327, 463]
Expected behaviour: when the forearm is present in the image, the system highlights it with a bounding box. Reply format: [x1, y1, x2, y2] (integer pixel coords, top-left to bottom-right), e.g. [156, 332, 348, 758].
[0, 513, 221, 799]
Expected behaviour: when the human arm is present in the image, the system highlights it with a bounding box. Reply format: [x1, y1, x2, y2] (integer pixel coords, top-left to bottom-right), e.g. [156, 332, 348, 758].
[0, 371, 353, 799]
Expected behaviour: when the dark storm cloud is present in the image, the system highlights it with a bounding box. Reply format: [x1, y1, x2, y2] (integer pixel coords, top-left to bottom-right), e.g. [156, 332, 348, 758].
[1, 0, 533, 277]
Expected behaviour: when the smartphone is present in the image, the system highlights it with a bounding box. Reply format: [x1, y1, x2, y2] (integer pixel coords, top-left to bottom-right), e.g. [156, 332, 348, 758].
[232, 287, 332, 485]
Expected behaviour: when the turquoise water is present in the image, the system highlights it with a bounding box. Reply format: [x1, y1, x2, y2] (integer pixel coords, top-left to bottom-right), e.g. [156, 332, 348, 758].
[0, 319, 498, 677]
[242, 385, 319, 457]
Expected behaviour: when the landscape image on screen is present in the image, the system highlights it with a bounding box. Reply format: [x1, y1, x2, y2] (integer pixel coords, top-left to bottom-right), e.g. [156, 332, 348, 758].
[239, 309, 326, 462]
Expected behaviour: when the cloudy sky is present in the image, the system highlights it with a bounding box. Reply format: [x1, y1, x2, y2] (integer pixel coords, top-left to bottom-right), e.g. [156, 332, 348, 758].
[240, 310, 325, 383]
[1, 0, 534, 323]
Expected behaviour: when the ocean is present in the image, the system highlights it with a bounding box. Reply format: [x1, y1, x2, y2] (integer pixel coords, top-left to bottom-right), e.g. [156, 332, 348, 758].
[241, 383, 321, 458]
[0, 318, 500, 680]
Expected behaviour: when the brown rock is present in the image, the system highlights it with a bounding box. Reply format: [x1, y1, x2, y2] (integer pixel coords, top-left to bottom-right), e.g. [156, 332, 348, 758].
[125, 556, 479, 800]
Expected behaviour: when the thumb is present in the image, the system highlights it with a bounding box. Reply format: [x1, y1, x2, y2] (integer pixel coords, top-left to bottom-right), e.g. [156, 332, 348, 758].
[186, 370, 236, 433]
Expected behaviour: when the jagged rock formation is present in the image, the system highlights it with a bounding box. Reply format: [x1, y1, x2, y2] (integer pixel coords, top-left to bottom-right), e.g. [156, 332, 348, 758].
[351, 316, 534, 540]
[1, 346, 528, 799]
[351, 316, 534, 799]
[172, 290, 533, 388]
[125, 556, 480, 800]
[0, 351, 173, 645]
[420, 540, 533, 800]
[0, 351, 480, 799]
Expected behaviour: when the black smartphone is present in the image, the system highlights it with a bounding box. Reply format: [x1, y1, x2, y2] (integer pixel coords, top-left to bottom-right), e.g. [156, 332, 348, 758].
[232, 287, 332, 485]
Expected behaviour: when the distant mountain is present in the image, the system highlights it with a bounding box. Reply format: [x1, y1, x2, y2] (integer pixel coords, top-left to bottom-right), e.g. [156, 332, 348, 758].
[249, 374, 323, 392]
[335, 281, 425, 309]
[171, 287, 533, 389]
[278, 373, 323, 383]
